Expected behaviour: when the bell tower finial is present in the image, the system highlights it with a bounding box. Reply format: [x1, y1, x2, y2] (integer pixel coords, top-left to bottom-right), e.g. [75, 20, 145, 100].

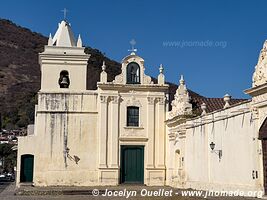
[100, 61, 107, 83]
[180, 75, 185, 85]
[128, 39, 137, 55]
[48, 33, 53, 46]
[158, 64, 165, 85]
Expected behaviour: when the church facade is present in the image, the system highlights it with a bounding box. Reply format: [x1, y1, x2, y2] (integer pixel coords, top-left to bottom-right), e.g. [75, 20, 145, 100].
[16, 19, 267, 195]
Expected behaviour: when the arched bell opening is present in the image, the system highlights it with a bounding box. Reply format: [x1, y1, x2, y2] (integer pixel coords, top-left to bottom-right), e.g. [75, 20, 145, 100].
[58, 70, 70, 88]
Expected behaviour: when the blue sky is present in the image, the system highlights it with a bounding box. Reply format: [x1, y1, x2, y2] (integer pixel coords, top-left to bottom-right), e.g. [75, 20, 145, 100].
[0, 0, 266, 98]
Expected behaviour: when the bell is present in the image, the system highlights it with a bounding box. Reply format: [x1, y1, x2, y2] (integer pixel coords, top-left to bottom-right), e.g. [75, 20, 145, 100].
[60, 76, 69, 88]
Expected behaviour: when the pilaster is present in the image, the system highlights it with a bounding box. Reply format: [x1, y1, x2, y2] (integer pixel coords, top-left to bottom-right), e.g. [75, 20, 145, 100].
[156, 97, 165, 168]
[147, 97, 155, 168]
[99, 95, 108, 168]
[110, 96, 119, 168]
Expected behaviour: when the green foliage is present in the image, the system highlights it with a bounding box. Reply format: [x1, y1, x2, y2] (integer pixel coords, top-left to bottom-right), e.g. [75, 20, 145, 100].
[2, 92, 37, 129]
[0, 143, 16, 173]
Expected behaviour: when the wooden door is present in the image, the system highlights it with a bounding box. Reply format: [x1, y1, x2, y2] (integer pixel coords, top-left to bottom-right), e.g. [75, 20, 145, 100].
[121, 146, 144, 184]
[260, 118, 267, 194]
[20, 154, 34, 182]
[262, 140, 267, 193]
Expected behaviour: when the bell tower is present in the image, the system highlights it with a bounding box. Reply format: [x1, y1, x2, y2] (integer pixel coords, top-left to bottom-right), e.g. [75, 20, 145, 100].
[39, 20, 90, 91]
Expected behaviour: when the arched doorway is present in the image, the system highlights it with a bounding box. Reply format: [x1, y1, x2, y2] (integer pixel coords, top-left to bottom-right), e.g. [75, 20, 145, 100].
[175, 149, 181, 172]
[259, 118, 267, 193]
[20, 154, 34, 183]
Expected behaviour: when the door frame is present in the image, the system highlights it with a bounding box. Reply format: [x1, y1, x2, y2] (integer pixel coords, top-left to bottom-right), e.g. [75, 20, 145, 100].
[259, 117, 267, 194]
[120, 145, 144, 184]
[20, 154, 34, 183]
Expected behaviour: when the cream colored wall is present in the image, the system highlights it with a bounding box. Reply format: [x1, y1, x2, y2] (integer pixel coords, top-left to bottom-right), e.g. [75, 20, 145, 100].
[166, 123, 186, 188]
[97, 86, 168, 186]
[166, 101, 263, 194]
[39, 46, 89, 91]
[17, 20, 169, 187]
[17, 92, 99, 186]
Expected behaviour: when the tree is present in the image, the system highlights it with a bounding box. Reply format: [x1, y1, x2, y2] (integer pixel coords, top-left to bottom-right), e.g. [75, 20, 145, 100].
[0, 144, 16, 173]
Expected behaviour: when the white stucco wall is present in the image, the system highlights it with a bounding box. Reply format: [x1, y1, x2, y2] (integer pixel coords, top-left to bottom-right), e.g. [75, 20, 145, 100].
[17, 92, 99, 186]
[97, 85, 168, 186]
[166, 101, 264, 195]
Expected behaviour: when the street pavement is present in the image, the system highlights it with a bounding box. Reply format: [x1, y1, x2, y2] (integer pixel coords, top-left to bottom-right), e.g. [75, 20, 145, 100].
[0, 182, 11, 193]
[0, 182, 260, 200]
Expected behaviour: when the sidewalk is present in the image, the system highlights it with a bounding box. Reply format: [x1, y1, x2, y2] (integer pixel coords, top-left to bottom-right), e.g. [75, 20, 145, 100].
[15, 185, 173, 196]
[0, 184, 259, 200]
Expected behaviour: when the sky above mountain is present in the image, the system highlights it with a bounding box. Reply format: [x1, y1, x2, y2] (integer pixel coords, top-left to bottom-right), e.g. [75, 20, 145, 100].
[0, 0, 266, 98]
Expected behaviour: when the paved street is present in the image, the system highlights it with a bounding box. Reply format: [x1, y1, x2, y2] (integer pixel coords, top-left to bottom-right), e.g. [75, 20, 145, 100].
[0, 182, 260, 200]
[0, 182, 11, 193]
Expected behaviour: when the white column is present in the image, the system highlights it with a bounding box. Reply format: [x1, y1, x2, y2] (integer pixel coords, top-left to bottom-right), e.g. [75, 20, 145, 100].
[156, 97, 165, 168]
[147, 97, 155, 168]
[99, 95, 108, 168]
[110, 96, 119, 168]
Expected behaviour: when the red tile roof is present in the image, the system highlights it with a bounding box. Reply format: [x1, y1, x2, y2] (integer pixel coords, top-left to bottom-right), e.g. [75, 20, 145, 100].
[191, 97, 248, 114]
[168, 83, 248, 115]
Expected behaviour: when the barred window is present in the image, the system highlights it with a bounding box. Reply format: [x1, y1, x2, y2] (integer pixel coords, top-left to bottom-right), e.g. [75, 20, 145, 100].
[127, 106, 139, 127]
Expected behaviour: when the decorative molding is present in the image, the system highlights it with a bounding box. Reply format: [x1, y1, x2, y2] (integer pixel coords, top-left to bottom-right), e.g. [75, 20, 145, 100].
[147, 97, 156, 105]
[253, 40, 267, 87]
[251, 107, 259, 120]
[169, 76, 192, 118]
[123, 126, 144, 130]
[114, 73, 123, 84]
[100, 95, 109, 103]
[252, 92, 267, 104]
[143, 74, 152, 84]
[110, 96, 119, 104]
[119, 137, 148, 142]
[126, 97, 142, 107]
[168, 124, 186, 141]
[157, 97, 165, 105]
[113, 53, 153, 85]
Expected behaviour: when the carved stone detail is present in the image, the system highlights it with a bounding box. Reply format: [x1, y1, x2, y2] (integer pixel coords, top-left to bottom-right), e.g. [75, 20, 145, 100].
[157, 97, 165, 105]
[252, 107, 259, 120]
[110, 96, 119, 104]
[114, 72, 123, 84]
[113, 53, 153, 85]
[252, 93, 267, 104]
[253, 40, 267, 87]
[168, 124, 186, 141]
[100, 95, 108, 103]
[170, 75, 192, 118]
[143, 74, 152, 84]
[147, 97, 155, 105]
[126, 95, 142, 107]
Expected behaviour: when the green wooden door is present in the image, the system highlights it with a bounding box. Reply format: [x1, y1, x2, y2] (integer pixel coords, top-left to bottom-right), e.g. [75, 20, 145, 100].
[20, 154, 34, 182]
[121, 146, 144, 184]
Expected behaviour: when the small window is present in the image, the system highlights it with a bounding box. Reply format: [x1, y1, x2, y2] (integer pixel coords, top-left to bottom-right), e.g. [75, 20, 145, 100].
[127, 62, 140, 84]
[127, 106, 139, 126]
[58, 70, 70, 88]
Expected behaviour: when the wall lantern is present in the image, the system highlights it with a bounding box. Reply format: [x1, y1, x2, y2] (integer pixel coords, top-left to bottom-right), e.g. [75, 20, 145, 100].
[210, 142, 222, 161]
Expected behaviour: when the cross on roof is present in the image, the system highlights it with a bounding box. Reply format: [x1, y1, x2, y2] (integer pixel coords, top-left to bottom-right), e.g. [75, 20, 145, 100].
[61, 8, 68, 20]
[128, 39, 137, 53]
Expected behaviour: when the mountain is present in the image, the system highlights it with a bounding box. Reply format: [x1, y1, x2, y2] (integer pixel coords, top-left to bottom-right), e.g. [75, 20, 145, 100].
[0, 19, 246, 129]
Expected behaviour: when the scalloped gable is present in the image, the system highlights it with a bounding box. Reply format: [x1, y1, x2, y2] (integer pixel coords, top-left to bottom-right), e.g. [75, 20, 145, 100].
[113, 53, 152, 84]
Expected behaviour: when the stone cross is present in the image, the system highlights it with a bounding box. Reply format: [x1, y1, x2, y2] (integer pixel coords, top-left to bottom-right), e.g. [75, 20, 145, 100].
[61, 8, 68, 20]
[128, 39, 137, 53]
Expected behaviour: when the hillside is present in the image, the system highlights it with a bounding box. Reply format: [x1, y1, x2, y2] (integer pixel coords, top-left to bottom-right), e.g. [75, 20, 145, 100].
[0, 19, 245, 129]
